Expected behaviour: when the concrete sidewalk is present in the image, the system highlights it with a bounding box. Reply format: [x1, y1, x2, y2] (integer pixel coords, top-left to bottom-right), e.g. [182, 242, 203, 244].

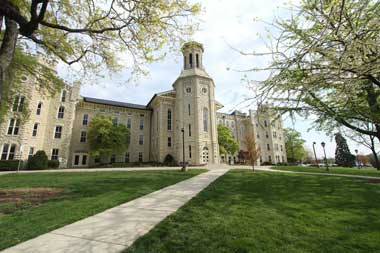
[3, 169, 229, 253]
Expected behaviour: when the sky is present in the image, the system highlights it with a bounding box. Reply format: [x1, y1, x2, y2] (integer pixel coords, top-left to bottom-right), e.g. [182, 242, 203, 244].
[70, 0, 371, 159]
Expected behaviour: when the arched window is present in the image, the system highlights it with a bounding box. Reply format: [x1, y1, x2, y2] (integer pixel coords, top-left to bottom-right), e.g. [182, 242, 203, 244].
[57, 106, 65, 118]
[189, 53, 193, 68]
[203, 107, 208, 132]
[196, 54, 199, 68]
[167, 109, 172, 130]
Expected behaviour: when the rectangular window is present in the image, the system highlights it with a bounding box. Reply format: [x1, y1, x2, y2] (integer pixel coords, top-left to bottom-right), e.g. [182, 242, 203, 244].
[273, 131, 277, 138]
[264, 120, 268, 127]
[8, 144, 16, 160]
[80, 131, 87, 143]
[203, 108, 208, 132]
[61, 90, 66, 102]
[275, 144, 279, 151]
[7, 119, 20, 135]
[28, 147, 34, 160]
[58, 106, 65, 118]
[189, 53, 193, 68]
[266, 132, 269, 138]
[267, 144, 270, 151]
[32, 123, 39, 136]
[51, 149, 59, 160]
[268, 155, 272, 163]
[83, 114, 88, 125]
[54, 126, 62, 139]
[189, 145, 192, 158]
[1, 144, 9, 160]
[280, 145, 283, 152]
[196, 54, 199, 68]
[74, 155, 80, 165]
[167, 109, 172, 130]
[139, 135, 144, 145]
[188, 104, 191, 116]
[12, 96, 25, 112]
[127, 118, 132, 129]
[82, 155, 87, 165]
[140, 118, 144, 130]
[168, 137, 172, 147]
[110, 154, 116, 163]
[138, 152, 143, 162]
[125, 152, 130, 163]
[189, 124, 192, 137]
[36, 102, 42, 115]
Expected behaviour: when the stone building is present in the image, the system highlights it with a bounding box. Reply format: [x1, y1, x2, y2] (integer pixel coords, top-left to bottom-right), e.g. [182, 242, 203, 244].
[0, 41, 286, 168]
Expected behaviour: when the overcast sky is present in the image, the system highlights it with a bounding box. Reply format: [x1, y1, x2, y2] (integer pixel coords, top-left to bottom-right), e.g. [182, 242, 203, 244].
[73, 0, 370, 158]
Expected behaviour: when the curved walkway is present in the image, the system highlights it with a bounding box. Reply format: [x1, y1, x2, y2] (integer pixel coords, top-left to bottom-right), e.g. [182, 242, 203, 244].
[3, 169, 229, 253]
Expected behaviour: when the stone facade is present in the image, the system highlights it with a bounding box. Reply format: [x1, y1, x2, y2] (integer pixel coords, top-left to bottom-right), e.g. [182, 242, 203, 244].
[0, 41, 286, 168]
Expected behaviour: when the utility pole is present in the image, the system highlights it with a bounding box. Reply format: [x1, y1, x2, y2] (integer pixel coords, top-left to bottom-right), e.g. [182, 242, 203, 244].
[321, 142, 329, 171]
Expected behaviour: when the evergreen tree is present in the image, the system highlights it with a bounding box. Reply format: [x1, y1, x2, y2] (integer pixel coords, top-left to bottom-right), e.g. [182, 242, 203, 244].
[335, 133, 355, 167]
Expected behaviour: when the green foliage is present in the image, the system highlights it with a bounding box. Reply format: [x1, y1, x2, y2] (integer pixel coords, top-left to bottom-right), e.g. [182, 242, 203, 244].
[163, 154, 176, 166]
[28, 150, 49, 170]
[47, 160, 60, 169]
[0, 49, 65, 122]
[217, 125, 239, 155]
[0, 160, 21, 171]
[334, 133, 356, 167]
[284, 128, 307, 163]
[368, 153, 380, 170]
[252, 0, 380, 143]
[88, 114, 130, 159]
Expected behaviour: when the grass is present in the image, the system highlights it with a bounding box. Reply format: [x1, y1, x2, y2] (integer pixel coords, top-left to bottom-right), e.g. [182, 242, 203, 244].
[126, 170, 380, 253]
[0, 170, 204, 250]
[272, 166, 380, 177]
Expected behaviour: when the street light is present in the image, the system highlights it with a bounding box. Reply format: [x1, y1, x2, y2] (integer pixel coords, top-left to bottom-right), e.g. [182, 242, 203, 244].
[321, 142, 329, 171]
[355, 149, 360, 169]
[312, 142, 318, 167]
[181, 128, 187, 172]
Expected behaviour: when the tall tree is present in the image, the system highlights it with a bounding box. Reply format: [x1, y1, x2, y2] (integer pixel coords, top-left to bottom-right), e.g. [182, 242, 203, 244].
[343, 123, 380, 170]
[0, 0, 200, 116]
[335, 133, 356, 167]
[245, 0, 380, 144]
[284, 128, 307, 163]
[217, 125, 239, 161]
[242, 122, 260, 171]
[88, 114, 130, 162]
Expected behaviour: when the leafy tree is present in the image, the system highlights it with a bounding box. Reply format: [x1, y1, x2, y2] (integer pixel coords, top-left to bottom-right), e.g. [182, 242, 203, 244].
[28, 150, 48, 170]
[217, 125, 239, 159]
[368, 153, 380, 170]
[335, 133, 356, 167]
[0, 0, 200, 116]
[88, 115, 130, 162]
[284, 128, 307, 164]
[242, 122, 260, 171]
[246, 0, 380, 144]
[343, 123, 380, 170]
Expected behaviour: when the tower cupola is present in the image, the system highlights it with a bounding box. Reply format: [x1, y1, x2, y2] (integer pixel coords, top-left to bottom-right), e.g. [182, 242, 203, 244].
[181, 41, 204, 70]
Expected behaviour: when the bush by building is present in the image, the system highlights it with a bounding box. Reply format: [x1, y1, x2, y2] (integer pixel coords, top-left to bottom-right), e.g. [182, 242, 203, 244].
[47, 160, 60, 169]
[28, 150, 49, 170]
[0, 160, 22, 171]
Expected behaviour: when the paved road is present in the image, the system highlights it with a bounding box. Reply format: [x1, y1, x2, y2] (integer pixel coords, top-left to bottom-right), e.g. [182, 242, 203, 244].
[3, 169, 229, 253]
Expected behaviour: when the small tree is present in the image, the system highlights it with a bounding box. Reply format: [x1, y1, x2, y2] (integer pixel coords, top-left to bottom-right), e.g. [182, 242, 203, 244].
[28, 150, 48, 170]
[88, 115, 130, 163]
[335, 133, 356, 167]
[217, 125, 239, 163]
[243, 121, 260, 172]
[284, 128, 307, 164]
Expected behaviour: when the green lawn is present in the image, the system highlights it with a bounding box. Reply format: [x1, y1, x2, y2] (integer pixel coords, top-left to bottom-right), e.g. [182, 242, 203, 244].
[272, 166, 380, 177]
[0, 170, 204, 250]
[126, 170, 380, 253]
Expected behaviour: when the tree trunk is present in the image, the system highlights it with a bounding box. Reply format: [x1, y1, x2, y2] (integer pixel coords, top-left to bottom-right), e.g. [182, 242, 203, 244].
[370, 148, 380, 171]
[0, 17, 19, 103]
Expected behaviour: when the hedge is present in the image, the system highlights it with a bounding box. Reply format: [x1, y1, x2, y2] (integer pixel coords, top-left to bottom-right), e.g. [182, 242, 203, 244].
[0, 160, 22, 171]
[48, 160, 60, 169]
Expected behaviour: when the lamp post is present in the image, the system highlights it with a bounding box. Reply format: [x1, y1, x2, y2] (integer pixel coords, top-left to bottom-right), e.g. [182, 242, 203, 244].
[321, 142, 329, 171]
[181, 128, 187, 172]
[312, 142, 318, 167]
[355, 149, 360, 169]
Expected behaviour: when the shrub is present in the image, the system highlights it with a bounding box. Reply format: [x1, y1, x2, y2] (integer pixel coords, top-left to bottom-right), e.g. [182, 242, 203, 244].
[163, 154, 176, 166]
[261, 162, 273, 166]
[0, 160, 21, 171]
[276, 162, 288, 166]
[28, 150, 49, 170]
[48, 160, 60, 169]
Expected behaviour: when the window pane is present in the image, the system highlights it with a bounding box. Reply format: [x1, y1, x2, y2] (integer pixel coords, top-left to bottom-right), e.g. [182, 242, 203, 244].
[1, 144, 9, 160]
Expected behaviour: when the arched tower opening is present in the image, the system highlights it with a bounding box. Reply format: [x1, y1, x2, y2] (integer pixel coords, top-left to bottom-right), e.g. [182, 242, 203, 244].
[181, 41, 204, 70]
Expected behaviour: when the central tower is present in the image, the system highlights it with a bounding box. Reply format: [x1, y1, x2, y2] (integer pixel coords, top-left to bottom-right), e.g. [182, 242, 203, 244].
[173, 41, 219, 165]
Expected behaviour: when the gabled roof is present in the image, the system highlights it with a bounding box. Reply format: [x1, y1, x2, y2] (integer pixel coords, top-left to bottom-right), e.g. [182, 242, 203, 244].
[82, 96, 149, 110]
